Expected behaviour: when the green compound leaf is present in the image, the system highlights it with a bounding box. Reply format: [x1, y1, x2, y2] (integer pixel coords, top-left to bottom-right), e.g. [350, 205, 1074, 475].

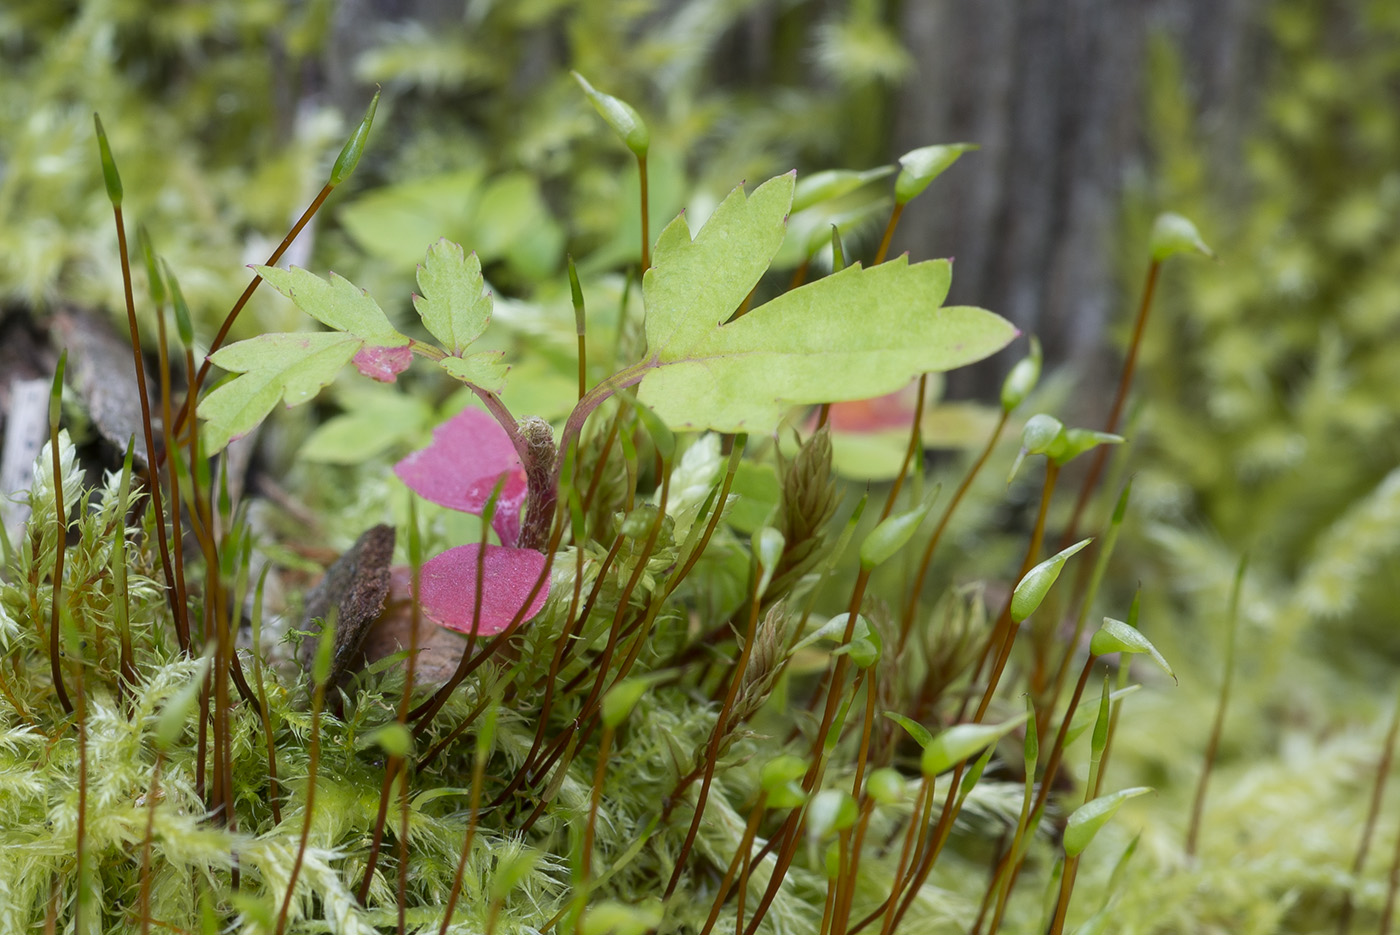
[637, 174, 1017, 434]
[254, 265, 409, 348]
[415, 239, 493, 353]
[201, 332, 363, 452]
[440, 350, 509, 394]
[644, 173, 796, 359]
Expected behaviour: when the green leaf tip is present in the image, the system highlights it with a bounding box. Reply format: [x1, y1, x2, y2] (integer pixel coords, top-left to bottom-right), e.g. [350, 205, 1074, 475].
[1090, 617, 1175, 682]
[155, 656, 212, 750]
[759, 754, 808, 808]
[1008, 414, 1124, 478]
[567, 254, 586, 335]
[1011, 537, 1092, 623]
[1149, 212, 1215, 262]
[793, 165, 895, 213]
[1000, 335, 1042, 412]
[1064, 787, 1153, 856]
[573, 71, 649, 157]
[92, 112, 123, 206]
[792, 613, 881, 669]
[883, 711, 933, 749]
[330, 88, 381, 187]
[580, 900, 664, 935]
[371, 722, 413, 758]
[602, 677, 649, 728]
[895, 143, 978, 205]
[866, 767, 904, 806]
[920, 713, 1029, 777]
[137, 225, 166, 305]
[161, 258, 195, 348]
[860, 494, 935, 570]
[49, 350, 67, 428]
[806, 788, 859, 841]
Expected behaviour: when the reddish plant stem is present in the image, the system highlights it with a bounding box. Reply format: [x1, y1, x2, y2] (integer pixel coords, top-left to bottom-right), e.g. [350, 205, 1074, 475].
[831, 790, 878, 935]
[250, 568, 282, 825]
[1046, 855, 1081, 935]
[896, 411, 1009, 653]
[581, 724, 614, 888]
[492, 525, 629, 797]
[47, 411, 73, 714]
[137, 753, 163, 935]
[1186, 557, 1247, 857]
[879, 375, 928, 523]
[438, 710, 489, 934]
[874, 776, 932, 935]
[274, 651, 329, 935]
[176, 184, 333, 440]
[740, 574, 873, 935]
[1339, 681, 1400, 935]
[73, 640, 89, 931]
[153, 302, 193, 671]
[1380, 790, 1400, 935]
[111, 204, 186, 652]
[975, 657, 1102, 929]
[873, 203, 904, 266]
[698, 791, 767, 935]
[961, 461, 1061, 726]
[665, 585, 766, 898]
[1059, 259, 1160, 549]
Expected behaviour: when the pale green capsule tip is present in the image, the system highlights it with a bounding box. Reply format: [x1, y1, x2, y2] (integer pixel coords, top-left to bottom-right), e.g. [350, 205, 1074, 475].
[567, 254, 586, 330]
[1149, 212, 1215, 262]
[1000, 335, 1043, 412]
[161, 258, 195, 348]
[573, 71, 650, 157]
[895, 142, 977, 205]
[137, 225, 166, 305]
[93, 113, 123, 206]
[330, 89, 381, 187]
[49, 351, 67, 428]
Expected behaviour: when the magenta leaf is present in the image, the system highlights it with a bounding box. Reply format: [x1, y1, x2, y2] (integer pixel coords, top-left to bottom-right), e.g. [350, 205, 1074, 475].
[418, 544, 550, 636]
[394, 408, 528, 544]
[354, 344, 413, 383]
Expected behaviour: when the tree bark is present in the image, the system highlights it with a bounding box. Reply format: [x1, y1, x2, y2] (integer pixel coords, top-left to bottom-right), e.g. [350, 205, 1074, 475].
[889, 0, 1264, 401]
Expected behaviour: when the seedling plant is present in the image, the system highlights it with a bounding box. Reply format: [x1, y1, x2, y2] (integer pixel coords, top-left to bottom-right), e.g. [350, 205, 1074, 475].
[1, 77, 1246, 935]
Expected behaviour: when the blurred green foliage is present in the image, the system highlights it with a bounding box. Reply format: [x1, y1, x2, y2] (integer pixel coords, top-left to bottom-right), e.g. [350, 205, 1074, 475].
[1126, 0, 1400, 665]
[0, 0, 910, 336]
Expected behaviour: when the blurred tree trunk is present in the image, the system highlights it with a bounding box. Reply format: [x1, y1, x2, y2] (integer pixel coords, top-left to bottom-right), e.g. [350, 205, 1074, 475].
[888, 0, 1264, 402]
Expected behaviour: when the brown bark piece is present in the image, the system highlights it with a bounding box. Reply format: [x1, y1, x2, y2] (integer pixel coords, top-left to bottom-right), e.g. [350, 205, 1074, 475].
[299, 524, 396, 688]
